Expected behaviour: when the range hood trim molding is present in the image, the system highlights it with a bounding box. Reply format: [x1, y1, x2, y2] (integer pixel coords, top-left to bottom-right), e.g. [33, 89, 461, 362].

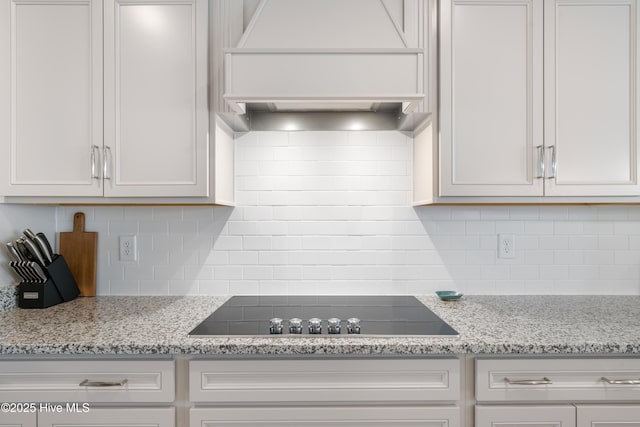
[223, 95, 425, 115]
[224, 50, 425, 115]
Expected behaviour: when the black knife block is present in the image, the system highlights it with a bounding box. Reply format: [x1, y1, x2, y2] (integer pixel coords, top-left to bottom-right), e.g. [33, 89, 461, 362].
[18, 255, 80, 309]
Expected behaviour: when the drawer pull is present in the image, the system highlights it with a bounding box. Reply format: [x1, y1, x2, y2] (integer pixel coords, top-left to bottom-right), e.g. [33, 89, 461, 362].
[601, 377, 640, 385]
[79, 379, 128, 387]
[505, 377, 552, 385]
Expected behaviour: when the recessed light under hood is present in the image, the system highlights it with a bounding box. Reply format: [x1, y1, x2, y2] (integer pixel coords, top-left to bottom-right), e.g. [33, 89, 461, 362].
[219, 0, 430, 133]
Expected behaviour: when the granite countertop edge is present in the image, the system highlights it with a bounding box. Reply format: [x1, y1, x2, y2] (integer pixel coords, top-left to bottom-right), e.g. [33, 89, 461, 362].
[0, 295, 639, 356]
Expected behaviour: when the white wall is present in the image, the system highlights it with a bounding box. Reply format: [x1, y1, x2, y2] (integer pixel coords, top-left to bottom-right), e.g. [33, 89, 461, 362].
[56, 131, 640, 296]
[0, 204, 56, 287]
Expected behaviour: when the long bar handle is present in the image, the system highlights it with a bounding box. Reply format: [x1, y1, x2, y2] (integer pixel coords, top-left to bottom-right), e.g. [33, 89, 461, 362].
[103, 146, 112, 181]
[505, 377, 552, 385]
[91, 145, 100, 180]
[535, 145, 544, 179]
[80, 379, 128, 387]
[546, 145, 557, 179]
[601, 377, 640, 385]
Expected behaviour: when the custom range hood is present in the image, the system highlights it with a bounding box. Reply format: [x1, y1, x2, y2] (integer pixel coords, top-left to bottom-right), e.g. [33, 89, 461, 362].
[218, 0, 431, 132]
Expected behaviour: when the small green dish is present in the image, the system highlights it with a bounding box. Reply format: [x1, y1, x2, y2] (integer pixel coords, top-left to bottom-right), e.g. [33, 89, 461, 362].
[435, 290, 464, 301]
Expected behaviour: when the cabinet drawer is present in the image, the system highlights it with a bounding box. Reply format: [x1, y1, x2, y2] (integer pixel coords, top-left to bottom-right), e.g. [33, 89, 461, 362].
[0, 411, 36, 427]
[39, 407, 174, 427]
[477, 358, 640, 402]
[190, 358, 460, 404]
[0, 360, 175, 403]
[475, 405, 575, 427]
[576, 404, 640, 424]
[190, 406, 460, 427]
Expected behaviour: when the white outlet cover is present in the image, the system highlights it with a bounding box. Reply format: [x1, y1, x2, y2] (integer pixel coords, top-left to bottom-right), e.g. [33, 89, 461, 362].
[119, 235, 137, 262]
[498, 234, 515, 259]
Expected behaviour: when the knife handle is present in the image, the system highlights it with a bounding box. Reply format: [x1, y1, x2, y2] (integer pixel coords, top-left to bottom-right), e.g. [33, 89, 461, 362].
[6, 242, 22, 262]
[22, 237, 46, 267]
[36, 233, 55, 258]
[15, 238, 32, 261]
[23, 229, 37, 240]
[33, 234, 53, 264]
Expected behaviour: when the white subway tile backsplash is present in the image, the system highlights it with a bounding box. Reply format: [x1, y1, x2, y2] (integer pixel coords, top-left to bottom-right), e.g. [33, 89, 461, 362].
[140, 280, 169, 295]
[168, 280, 199, 295]
[55, 130, 640, 296]
[540, 265, 569, 280]
[539, 235, 569, 250]
[583, 250, 615, 265]
[569, 236, 599, 250]
[198, 280, 229, 295]
[614, 251, 640, 265]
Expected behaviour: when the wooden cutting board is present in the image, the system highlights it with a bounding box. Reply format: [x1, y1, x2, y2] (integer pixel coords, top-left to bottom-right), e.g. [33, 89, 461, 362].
[59, 212, 97, 297]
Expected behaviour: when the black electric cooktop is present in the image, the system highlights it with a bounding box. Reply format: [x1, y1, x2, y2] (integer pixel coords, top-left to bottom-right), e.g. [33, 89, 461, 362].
[189, 296, 459, 337]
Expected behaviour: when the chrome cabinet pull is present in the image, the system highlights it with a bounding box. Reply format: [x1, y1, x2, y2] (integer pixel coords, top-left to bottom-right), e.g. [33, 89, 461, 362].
[80, 379, 128, 387]
[535, 145, 544, 179]
[546, 145, 557, 179]
[602, 377, 640, 385]
[505, 377, 552, 385]
[91, 145, 100, 180]
[103, 146, 112, 180]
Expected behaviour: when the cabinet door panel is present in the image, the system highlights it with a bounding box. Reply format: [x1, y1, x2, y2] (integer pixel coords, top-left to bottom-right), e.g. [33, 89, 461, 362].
[104, 0, 208, 197]
[38, 407, 174, 427]
[545, 0, 640, 196]
[0, 0, 103, 196]
[190, 407, 460, 427]
[440, 0, 543, 196]
[577, 405, 640, 426]
[476, 405, 575, 427]
[0, 411, 36, 427]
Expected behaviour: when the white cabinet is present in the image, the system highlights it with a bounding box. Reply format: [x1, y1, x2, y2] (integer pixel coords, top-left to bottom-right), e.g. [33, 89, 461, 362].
[0, 0, 103, 197]
[0, 360, 175, 426]
[0, 412, 36, 427]
[438, 0, 640, 199]
[189, 358, 461, 426]
[576, 405, 640, 426]
[440, 0, 544, 197]
[38, 408, 175, 427]
[0, 360, 175, 403]
[0, 0, 223, 201]
[190, 407, 460, 427]
[103, 0, 208, 197]
[475, 405, 576, 427]
[544, 0, 640, 196]
[476, 358, 640, 427]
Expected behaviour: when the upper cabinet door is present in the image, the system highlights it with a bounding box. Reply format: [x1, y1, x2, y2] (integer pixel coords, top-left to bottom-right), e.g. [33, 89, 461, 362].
[0, 0, 103, 196]
[103, 0, 208, 197]
[544, 0, 640, 196]
[440, 0, 544, 196]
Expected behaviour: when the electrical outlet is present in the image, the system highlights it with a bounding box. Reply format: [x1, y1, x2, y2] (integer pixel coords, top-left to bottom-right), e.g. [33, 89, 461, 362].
[498, 234, 515, 259]
[119, 235, 137, 262]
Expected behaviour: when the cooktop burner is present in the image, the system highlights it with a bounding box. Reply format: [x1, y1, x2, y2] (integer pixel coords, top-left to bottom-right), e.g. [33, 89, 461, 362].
[189, 296, 459, 337]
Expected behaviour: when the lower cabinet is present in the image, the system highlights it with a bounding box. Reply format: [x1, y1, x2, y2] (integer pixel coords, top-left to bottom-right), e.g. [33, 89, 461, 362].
[189, 358, 462, 426]
[476, 358, 640, 426]
[0, 412, 36, 427]
[191, 407, 460, 427]
[38, 408, 175, 427]
[576, 405, 640, 426]
[476, 405, 640, 427]
[0, 360, 175, 426]
[476, 405, 575, 427]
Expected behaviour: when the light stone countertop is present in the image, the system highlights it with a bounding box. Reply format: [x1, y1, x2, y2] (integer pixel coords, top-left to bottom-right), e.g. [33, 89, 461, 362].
[0, 295, 639, 356]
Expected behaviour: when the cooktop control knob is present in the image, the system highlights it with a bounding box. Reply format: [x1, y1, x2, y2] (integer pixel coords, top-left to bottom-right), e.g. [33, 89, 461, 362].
[269, 317, 284, 335]
[347, 317, 361, 334]
[327, 317, 341, 334]
[308, 317, 322, 334]
[289, 318, 303, 334]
